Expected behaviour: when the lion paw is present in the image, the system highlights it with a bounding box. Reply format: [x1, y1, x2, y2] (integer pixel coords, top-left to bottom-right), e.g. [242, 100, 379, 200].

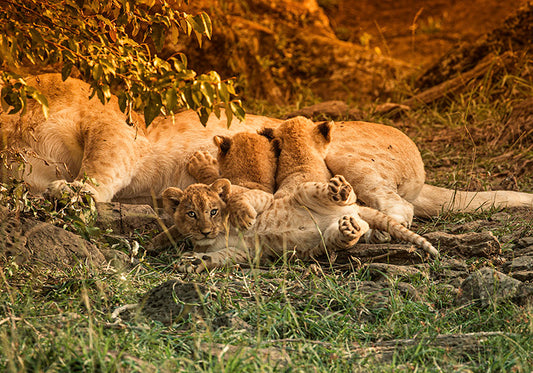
[44, 180, 97, 202]
[228, 200, 257, 230]
[176, 252, 213, 273]
[187, 151, 219, 183]
[339, 215, 364, 241]
[327, 175, 356, 205]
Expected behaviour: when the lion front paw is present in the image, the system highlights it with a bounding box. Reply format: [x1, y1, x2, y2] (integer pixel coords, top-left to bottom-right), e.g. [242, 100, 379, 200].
[44, 180, 97, 202]
[176, 252, 213, 273]
[228, 200, 257, 230]
[328, 175, 356, 205]
[187, 151, 219, 183]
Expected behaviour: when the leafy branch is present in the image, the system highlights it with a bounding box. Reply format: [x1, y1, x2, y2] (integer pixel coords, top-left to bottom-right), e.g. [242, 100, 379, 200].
[0, 0, 245, 126]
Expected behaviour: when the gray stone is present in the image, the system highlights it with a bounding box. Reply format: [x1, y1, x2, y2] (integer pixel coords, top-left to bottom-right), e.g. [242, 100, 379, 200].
[364, 262, 429, 281]
[510, 271, 533, 282]
[140, 280, 207, 325]
[517, 237, 533, 248]
[96, 202, 170, 235]
[22, 218, 106, 268]
[456, 267, 522, 306]
[424, 231, 501, 258]
[503, 255, 533, 273]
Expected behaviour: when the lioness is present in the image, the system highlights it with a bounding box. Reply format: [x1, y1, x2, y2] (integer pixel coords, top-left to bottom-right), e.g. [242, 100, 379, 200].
[1, 73, 532, 227]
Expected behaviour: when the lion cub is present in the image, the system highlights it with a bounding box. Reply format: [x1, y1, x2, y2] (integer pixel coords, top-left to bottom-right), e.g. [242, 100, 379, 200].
[264, 117, 439, 258]
[162, 133, 369, 272]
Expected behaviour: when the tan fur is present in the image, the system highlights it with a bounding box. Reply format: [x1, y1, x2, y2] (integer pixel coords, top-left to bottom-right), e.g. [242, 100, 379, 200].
[2, 74, 532, 224]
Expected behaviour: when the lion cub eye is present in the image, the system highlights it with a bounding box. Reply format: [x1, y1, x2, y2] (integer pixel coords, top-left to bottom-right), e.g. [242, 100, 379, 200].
[210, 209, 218, 217]
[187, 211, 197, 218]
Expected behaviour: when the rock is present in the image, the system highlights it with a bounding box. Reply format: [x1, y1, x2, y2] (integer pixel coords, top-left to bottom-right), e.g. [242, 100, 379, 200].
[509, 271, 533, 282]
[424, 231, 501, 258]
[22, 218, 106, 268]
[96, 202, 169, 235]
[503, 255, 533, 272]
[456, 267, 522, 306]
[517, 237, 533, 248]
[514, 284, 533, 306]
[502, 255, 533, 281]
[0, 211, 30, 265]
[100, 248, 136, 269]
[139, 280, 207, 325]
[364, 262, 429, 281]
[1, 207, 115, 270]
[432, 258, 470, 287]
[373, 103, 411, 118]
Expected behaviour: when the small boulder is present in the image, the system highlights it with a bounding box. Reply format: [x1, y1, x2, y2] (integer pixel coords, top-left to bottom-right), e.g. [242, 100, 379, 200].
[456, 267, 522, 306]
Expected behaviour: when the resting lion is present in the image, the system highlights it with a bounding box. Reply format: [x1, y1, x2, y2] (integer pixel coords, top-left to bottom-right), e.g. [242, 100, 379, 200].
[1, 73, 532, 227]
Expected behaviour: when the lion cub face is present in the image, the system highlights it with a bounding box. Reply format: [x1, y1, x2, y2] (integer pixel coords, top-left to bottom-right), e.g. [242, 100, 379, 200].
[162, 179, 231, 244]
[213, 132, 278, 193]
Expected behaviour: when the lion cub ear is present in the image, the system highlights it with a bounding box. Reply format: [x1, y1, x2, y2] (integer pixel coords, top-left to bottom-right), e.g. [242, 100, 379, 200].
[315, 121, 334, 143]
[258, 127, 281, 157]
[162, 187, 184, 215]
[210, 178, 231, 201]
[213, 135, 232, 156]
[258, 127, 275, 140]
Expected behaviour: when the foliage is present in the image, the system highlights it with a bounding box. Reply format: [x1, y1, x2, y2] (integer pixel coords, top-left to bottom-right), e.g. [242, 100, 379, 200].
[0, 0, 245, 126]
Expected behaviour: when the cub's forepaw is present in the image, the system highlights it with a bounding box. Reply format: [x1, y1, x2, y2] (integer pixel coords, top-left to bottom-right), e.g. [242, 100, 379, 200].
[328, 175, 356, 205]
[339, 215, 364, 241]
[228, 200, 257, 230]
[187, 151, 219, 182]
[176, 252, 213, 273]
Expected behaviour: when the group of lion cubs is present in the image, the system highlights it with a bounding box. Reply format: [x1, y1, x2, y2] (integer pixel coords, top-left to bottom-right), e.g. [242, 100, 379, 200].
[156, 117, 439, 273]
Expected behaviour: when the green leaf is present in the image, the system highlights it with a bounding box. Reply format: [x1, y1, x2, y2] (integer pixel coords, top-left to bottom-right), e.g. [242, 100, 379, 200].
[200, 82, 215, 106]
[200, 13, 212, 39]
[229, 101, 245, 122]
[61, 63, 73, 81]
[219, 81, 229, 102]
[144, 93, 162, 126]
[151, 23, 164, 53]
[30, 90, 49, 118]
[168, 24, 179, 45]
[92, 64, 103, 81]
[165, 88, 178, 111]
[29, 29, 45, 45]
[198, 107, 210, 125]
[118, 92, 128, 112]
[225, 104, 233, 128]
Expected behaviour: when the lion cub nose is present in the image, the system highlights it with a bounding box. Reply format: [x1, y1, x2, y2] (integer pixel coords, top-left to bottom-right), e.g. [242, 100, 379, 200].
[201, 229, 212, 237]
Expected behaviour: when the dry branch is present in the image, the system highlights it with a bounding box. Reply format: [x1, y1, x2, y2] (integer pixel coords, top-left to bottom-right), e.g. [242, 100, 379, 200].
[403, 52, 513, 108]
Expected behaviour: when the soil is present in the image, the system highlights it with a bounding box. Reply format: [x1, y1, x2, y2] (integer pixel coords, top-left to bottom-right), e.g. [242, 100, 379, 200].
[321, 0, 526, 70]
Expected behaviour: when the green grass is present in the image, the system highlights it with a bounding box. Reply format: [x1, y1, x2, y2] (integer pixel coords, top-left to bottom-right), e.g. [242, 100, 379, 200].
[2, 242, 533, 372]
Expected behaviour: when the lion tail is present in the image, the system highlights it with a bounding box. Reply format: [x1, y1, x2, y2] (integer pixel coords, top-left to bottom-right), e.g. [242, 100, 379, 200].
[412, 184, 533, 218]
